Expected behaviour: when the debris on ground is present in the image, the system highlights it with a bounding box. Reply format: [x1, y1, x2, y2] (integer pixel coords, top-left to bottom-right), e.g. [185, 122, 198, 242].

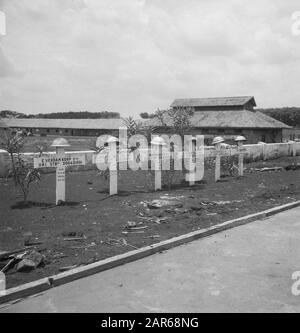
[51, 252, 68, 260]
[125, 225, 148, 231]
[159, 195, 185, 200]
[137, 215, 169, 224]
[258, 167, 284, 172]
[173, 208, 189, 215]
[24, 239, 43, 246]
[62, 231, 85, 237]
[23, 232, 43, 246]
[143, 199, 183, 209]
[0, 246, 35, 261]
[126, 221, 137, 228]
[143, 235, 161, 239]
[16, 259, 37, 272]
[247, 167, 284, 172]
[122, 230, 145, 235]
[285, 164, 300, 171]
[16, 250, 44, 273]
[1, 258, 18, 273]
[245, 167, 284, 173]
[212, 200, 243, 205]
[63, 237, 86, 242]
[62, 231, 86, 242]
[105, 238, 137, 249]
[152, 217, 169, 224]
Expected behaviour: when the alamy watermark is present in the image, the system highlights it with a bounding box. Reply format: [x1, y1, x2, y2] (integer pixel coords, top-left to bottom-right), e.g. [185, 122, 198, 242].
[0, 10, 6, 36]
[291, 11, 300, 36]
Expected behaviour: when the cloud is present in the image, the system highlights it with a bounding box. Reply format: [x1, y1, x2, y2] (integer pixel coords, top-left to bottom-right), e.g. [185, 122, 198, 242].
[0, 0, 300, 114]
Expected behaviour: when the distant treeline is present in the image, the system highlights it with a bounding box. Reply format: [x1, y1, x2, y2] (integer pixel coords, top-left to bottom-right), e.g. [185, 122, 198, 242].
[1, 108, 300, 127]
[0, 110, 120, 119]
[258, 108, 300, 127]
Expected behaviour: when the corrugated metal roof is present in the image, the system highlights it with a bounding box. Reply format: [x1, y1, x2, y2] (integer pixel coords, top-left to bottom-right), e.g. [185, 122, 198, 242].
[143, 110, 290, 129]
[170, 96, 256, 108]
[0, 118, 125, 130]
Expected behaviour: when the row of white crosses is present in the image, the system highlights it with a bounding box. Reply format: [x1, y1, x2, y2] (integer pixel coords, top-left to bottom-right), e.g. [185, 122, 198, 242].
[33, 135, 247, 205]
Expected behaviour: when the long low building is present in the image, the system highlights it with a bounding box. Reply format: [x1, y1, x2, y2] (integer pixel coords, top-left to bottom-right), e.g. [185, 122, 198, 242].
[0, 118, 125, 137]
[145, 96, 291, 144]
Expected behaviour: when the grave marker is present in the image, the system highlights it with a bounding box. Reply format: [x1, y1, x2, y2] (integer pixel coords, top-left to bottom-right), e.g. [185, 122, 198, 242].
[151, 137, 166, 191]
[107, 137, 118, 196]
[212, 136, 224, 182]
[235, 136, 247, 176]
[212, 136, 247, 182]
[33, 138, 86, 205]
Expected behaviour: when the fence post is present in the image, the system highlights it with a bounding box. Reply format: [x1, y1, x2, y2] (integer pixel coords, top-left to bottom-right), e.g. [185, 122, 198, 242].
[212, 136, 224, 182]
[263, 143, 268, 161]
[258, 142, 267, 161]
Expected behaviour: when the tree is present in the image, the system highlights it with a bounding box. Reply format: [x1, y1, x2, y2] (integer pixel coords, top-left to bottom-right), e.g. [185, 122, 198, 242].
[151, 107, 195, 188]
[0, 130, 41, 203]
[140, 112, 150, 119]
[122, 117, 143, 137]
[258, 108, 300, 127]
[167, 106, 194, 138]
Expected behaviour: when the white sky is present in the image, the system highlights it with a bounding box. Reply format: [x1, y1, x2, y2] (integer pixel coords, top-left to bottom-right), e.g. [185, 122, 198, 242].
[0, 0, 300, 117]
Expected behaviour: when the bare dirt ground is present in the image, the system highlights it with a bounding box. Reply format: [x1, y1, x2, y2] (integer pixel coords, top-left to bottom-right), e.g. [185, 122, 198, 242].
[0, 156, 299, 289]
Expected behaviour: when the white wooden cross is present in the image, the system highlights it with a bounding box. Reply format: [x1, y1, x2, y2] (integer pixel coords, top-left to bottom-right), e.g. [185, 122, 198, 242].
[33, 138, 86, 205]
[151, 137, 166, 191]
[93, 136, 119, 196]
[107, 137, 118, 196]
[211, 136, 247, 182]
[184, 136, 205, 186]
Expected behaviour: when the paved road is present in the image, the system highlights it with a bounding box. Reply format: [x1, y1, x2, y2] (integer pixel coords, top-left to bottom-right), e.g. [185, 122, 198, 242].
[1, 207, 300, 313]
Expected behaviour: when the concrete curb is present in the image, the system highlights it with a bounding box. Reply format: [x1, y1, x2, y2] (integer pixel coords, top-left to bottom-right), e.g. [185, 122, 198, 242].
[1, 200, 300, 305]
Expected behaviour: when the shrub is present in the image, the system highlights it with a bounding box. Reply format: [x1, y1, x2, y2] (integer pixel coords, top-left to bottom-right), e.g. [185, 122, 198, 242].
[0, 130, 41, 203]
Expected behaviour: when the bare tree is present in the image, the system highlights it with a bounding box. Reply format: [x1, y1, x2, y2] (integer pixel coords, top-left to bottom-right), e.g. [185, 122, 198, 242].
[167, 106, 194, 138]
